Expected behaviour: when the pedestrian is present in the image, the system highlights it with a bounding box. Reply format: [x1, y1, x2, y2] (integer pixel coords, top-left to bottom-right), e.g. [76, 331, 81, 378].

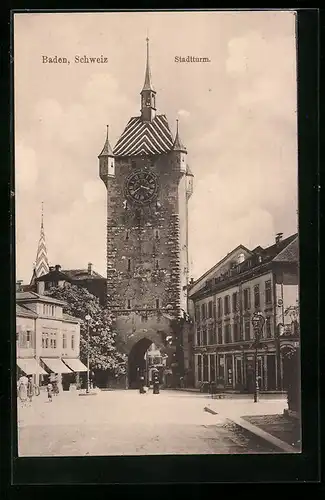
[47, 382, 53, 402]
[152, 368, 160, 395]
[17, 374, 28, 406]
[27, 376, 34, 404]
[139, 374, 146, 394]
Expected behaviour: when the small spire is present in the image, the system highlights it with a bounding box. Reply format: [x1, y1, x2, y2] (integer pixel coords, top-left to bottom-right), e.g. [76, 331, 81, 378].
[142, 37, 155, 92]
[173, 119, 187, 153]
[30, 203, 49, 284]
[98, 124, 114, 157]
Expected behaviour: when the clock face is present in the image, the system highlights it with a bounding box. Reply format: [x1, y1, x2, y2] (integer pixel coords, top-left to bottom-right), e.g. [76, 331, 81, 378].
[125, 170, 158, 204]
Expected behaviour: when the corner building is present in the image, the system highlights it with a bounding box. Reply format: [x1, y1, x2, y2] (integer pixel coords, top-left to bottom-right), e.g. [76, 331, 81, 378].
[99, 39, 193, 388]
[188, 233, 299, 393]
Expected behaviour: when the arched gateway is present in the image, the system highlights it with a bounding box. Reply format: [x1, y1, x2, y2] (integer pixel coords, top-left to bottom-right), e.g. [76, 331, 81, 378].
[115, 311, 174, 389]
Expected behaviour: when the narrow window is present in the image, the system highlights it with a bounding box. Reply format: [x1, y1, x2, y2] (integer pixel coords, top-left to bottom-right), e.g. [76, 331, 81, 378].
[127, 259, 131, 271]
[26, 330, 31, 343]
[63, 334, 67, 349]
[232, 292, 238, 312]
[208, 301, 213, 318]
[53, 334, 57, 349]
[127, 299, 131, 309]
[155, 229, 159, 239]
[155, 260, 159, 269]
[217, 325, 223, 344]
[265, 317, 272, 337]
[243, 288, 251, 310]
[254, 285, 260, 308]
[265, 280, 272, 304]
[195, 306, 200, 323]
[131, 160, 136, 169]
[71, 335, 75, 350]
[244, 321, 250, 340]
[126, 230, 129, 240]
[156, 298, 160, 309]
[196, 329, 201, 346]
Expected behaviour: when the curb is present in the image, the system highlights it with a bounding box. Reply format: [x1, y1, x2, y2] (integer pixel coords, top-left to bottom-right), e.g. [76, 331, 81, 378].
[223, 415, 299, 453]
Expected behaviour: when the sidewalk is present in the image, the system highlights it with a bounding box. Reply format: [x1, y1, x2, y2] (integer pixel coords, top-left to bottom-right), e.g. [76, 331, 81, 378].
[207, 397, 300, 453]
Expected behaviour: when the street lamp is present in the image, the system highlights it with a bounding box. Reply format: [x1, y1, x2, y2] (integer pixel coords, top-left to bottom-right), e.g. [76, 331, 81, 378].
[85, 314, 91, 394]
[251, 311, 265, 403]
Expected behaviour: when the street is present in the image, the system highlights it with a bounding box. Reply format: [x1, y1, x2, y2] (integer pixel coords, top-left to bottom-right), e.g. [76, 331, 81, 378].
[18, 390, 283, 456]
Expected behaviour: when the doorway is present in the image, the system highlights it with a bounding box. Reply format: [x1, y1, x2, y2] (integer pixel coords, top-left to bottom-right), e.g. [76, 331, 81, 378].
[128, 338, 152, 389]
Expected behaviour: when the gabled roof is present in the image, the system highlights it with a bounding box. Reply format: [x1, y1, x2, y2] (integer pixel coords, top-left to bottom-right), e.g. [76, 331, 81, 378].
[113, 115, 174, 156]
[16, 304, 38, 318]
[36, 270, 73, 282]
[189, 244, 253, 291]
[273, 235, 299, 263]
[62, 269, 105, 280]
[16, 291, 66, 306]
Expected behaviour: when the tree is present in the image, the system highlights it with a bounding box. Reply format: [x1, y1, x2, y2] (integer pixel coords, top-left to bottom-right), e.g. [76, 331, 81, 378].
[45, 284, 127, 376]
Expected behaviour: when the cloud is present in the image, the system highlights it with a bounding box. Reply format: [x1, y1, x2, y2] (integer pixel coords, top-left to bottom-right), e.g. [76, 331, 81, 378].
[177, 109, 191, 118]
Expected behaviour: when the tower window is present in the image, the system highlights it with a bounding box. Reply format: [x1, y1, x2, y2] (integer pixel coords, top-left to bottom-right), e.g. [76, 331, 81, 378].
[131, 160, 136, 169]
[155, 260, 159, 269]
[155, 229, 159, 239]
[127, 299, 131, 309]
[126, 230, 129, 240]
[156, 299, 160, 309]
[127, 259, 131, 271]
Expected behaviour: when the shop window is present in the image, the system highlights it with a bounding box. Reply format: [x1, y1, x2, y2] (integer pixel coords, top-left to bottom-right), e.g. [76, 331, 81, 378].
[197, 355, 202, 382]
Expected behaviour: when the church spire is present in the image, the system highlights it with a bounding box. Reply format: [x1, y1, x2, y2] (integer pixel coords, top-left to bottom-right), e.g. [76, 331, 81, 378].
[140, 37, 156, 122]
[98, 125, 114, 157]
[30, 202, 49, 285]
[173, 119, 187, 153]
[142, 36, 155, 92]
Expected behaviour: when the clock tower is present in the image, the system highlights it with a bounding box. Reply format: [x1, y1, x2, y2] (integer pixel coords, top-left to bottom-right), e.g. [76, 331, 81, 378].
[98, 39, 194, 388]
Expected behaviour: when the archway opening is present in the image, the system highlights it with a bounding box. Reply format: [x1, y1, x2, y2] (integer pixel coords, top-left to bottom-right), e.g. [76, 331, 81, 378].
[128, 337, 152, 389]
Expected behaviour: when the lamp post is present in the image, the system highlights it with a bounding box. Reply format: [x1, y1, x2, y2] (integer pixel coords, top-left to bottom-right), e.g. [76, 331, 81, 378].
[85, 314, 91, 394]
[251, 312, 265, 403]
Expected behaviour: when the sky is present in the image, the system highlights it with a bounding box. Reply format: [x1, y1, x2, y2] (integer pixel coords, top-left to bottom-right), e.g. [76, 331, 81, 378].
[14, 10, 298, 284]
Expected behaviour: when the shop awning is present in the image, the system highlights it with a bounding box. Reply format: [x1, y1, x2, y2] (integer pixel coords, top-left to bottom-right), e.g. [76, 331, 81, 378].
[17, 358, 47, 375]
[41, 358, 72, 374]
[62, 358, 87, 372]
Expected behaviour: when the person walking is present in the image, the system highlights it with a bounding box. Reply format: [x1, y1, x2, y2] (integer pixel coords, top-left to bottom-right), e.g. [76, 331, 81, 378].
[47, 381, 53, 402]
[17, 374, 28, 406]
[139, 373, 146, 394]
[27, 376, 34, 404]
[152, 368, 160, 395]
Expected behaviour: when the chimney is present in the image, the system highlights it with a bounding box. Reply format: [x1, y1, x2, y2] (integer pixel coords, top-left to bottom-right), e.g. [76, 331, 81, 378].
[189, 277, 194, 285]
[88, 262, 92, 275]
[275, 232, 283, 244]
[55, 264, 61, 272]
[49, 266, 55, 272]
[16, 280, 23, 292]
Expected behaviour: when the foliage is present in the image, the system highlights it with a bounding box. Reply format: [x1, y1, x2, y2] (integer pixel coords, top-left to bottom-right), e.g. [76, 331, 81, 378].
[45, 284, 127, 375]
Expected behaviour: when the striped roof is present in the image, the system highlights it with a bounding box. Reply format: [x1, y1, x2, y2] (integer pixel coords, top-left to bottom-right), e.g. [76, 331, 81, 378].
[32, 204, 49, 282]
[113, 115, 174, 157]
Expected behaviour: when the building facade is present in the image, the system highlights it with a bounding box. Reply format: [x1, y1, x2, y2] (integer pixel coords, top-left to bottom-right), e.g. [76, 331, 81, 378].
[188, 233, 299, 392]
[32, 263, 107, 306]
[16, 289, 85, 389]
[99, 39, 193, 388]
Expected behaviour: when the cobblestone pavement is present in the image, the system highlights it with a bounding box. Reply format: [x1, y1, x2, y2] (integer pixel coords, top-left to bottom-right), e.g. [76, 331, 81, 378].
[18, 390, 280, 456]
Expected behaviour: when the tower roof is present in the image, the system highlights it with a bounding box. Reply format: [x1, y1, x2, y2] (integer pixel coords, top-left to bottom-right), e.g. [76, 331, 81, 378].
[113, 115, 174, 156]
[172, 119, 187, 153]
[98, 125, 114, 157]
[141, 37, 155, 93]
[30, 202, 49, 285]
